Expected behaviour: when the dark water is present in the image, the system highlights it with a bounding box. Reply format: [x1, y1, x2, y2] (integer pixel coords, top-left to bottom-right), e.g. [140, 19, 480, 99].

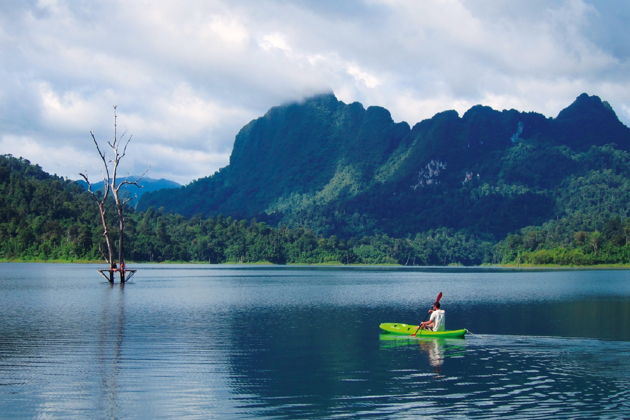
[0, 264, 629, 418]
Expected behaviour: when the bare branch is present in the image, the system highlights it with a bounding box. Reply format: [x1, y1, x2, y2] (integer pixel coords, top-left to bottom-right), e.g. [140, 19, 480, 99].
[120, 134, 133, 159]
[86, 105, 143, 282]
[79, 172, 91, 187]
[114, 179, 143, 194]
[90, 131, 111, 185]
[85, 126, 115, 271]
[79, 172, 96, 196]
[118, 179, 143, 188]
[132, 169, 149, 186]
[80, 172, 110, 202]
[90, 132, 107, 161]
[111, 105, 118, 149]
[114, 169, 147, 195]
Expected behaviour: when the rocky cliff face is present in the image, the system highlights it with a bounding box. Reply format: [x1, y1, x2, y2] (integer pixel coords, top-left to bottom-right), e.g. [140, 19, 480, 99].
[139, 93, 630, 239]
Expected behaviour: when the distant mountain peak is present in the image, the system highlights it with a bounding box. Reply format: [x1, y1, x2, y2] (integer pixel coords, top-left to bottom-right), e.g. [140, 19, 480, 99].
[462, 104, 498, 120]
[553, 93, 628, 149]
[76, 176, 180, 208]
[557, 93, 619, 122]
[290, 92, 339, 107]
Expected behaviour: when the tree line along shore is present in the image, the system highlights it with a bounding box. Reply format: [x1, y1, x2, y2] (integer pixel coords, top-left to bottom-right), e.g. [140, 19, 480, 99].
[2, 154, 630, 267]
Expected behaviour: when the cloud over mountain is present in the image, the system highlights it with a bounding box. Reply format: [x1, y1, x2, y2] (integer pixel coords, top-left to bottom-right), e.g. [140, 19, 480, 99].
[1, 0, 629, 184]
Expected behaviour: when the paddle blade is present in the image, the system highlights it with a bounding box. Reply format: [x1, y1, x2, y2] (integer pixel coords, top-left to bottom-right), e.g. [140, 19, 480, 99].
[435, 292, 443, 304]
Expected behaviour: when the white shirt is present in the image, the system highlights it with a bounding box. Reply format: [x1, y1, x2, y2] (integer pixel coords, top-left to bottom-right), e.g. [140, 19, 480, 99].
[430, 309, 446, 331]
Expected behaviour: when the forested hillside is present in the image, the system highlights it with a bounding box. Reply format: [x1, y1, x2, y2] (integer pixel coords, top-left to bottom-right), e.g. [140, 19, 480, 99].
[0, 155, 342, 263]
[3, 154, 492, 265]
[0, 155, 101, 260]
[4, 91, 630, 265]
[139, 93, 630, 240]
[135, 93, 630, 265]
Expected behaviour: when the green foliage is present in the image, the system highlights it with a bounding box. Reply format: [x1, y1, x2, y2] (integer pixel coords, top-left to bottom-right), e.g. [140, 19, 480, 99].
[138, 93, 630, 246]
[2, 154, 494, 265]
[495, 215, 630, 265]
[494, 151, 630, 265]
[0, 155, 103, 261]
[5, 91, 630, 267]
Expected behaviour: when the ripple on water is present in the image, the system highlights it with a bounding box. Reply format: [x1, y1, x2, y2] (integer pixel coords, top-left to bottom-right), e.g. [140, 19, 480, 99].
[398, 334, 630, 418]
[1, 265, 630, 418]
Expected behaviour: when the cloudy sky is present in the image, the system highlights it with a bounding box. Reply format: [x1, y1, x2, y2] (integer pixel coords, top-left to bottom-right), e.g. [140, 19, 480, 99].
[1, 0, 629, 184]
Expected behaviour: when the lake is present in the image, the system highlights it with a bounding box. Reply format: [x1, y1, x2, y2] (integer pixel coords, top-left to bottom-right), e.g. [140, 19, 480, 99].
[0, 263, 629, 418]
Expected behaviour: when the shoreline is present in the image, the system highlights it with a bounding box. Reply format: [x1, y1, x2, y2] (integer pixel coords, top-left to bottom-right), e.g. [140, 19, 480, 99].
[494, 263, 630, 270]
[2, 258, 629, 269]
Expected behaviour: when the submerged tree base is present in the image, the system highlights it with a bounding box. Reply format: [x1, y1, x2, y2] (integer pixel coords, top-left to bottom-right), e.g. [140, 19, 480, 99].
[97, 267, 137, 283]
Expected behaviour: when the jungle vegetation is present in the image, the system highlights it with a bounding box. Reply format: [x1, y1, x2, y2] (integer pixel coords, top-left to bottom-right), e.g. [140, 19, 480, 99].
[3, 93, 630, 266]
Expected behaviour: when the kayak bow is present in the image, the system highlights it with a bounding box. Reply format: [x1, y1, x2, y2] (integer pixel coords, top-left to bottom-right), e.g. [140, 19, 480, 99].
[380, 323, 466, 338]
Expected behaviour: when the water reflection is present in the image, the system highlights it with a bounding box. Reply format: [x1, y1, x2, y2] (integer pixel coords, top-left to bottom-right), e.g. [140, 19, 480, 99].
[1, 264, 629, 418]
[97, 284, 126, 418]
[379, 335, 466, 375]
[419, 338, 445, 371]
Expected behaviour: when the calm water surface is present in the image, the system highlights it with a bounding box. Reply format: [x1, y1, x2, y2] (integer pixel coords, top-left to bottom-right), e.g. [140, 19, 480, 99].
[0, 263, 629, 418]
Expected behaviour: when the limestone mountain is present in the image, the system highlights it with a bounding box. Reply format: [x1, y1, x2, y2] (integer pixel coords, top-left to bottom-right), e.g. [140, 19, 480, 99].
[138, 93, 630, 240]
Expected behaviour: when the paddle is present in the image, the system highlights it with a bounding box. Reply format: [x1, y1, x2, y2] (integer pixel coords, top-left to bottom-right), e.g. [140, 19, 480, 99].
[412, 292, 442, 336]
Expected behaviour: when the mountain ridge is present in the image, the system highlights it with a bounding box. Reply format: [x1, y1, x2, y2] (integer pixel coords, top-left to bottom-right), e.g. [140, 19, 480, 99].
[138, 92, 630, 240]
[77, 177, 180, 208]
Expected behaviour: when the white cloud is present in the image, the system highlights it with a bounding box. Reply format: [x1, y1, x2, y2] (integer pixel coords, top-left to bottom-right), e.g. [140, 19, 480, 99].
[123, 142, 231, 184]
[346, 64, 381, 89]
[206, 15, 250, 47]
[37, 82, 111, 132]
[1, 0, 629, 184]
[121, 83, 250, 146]
[0, 134, 94, 178]
[260, 33, 292, 53]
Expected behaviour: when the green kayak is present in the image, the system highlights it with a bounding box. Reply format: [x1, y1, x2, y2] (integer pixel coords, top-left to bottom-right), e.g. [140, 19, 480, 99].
[379, 323, 467, 338]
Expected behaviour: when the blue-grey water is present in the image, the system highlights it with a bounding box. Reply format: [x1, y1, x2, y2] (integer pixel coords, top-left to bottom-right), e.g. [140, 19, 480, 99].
[0, 263, 629, 419]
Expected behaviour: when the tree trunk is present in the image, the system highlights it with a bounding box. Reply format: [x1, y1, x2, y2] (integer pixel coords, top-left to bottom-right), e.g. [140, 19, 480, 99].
[116, 202, 125, 282]
[85, 106, 140, 284]
[81, 168, 114, 284]
[98, 202, 115, 283]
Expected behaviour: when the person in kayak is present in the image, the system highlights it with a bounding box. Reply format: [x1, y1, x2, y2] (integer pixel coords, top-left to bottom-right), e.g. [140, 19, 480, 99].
[416, 302, 446, 332]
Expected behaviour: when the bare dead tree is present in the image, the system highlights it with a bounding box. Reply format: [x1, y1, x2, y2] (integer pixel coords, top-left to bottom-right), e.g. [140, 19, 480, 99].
[108, 106, 141, 282]
[80, 134, 115, 283]
[83, 106, 141, 283]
